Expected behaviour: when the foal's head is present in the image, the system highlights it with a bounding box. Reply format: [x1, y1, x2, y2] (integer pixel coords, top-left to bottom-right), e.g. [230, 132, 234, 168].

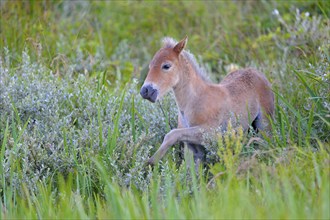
[140, 37, 187, 102]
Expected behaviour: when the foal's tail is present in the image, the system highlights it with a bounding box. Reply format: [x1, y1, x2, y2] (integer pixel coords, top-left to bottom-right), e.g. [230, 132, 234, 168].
[252, 69, 275, 132]
[263, 89, 275, 117]
[259, 81, 275, 132]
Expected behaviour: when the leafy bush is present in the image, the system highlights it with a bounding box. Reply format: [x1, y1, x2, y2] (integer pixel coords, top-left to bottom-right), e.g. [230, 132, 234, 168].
[0, 48, 181, 192]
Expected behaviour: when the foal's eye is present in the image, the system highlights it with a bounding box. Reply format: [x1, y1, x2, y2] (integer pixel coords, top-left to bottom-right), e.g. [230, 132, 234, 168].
[162, 63, 172, 70]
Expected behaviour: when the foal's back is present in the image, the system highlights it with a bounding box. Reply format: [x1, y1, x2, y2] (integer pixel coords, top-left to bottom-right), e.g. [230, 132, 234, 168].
[219, 68, 274, 130]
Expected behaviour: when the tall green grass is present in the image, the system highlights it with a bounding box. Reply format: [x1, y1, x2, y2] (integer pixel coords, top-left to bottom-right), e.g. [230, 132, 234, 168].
[0, 0, 329, 219]
[1, 116, 329, 219]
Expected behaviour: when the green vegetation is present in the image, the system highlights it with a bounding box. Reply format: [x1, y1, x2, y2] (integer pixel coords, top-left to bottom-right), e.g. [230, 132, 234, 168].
[0, 1, 329, 219]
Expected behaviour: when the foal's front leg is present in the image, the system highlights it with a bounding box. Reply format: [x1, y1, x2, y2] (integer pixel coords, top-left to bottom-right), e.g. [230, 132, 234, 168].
[147, 126, 205, 165]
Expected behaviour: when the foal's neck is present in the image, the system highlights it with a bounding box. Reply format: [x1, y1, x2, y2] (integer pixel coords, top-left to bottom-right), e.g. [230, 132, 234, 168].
[173, 56, 208, 112]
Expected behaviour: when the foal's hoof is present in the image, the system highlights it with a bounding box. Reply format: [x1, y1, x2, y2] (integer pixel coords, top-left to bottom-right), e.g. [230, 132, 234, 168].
[146, 158, 155, 167]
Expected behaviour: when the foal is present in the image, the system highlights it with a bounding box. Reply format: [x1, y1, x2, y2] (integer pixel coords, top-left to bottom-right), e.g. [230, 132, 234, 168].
[140, 36, 274, 166]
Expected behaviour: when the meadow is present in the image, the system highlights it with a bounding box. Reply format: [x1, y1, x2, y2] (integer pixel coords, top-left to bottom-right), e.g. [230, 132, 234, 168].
[0, 1, 329, 219]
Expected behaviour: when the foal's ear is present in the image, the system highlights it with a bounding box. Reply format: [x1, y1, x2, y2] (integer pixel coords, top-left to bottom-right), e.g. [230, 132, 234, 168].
[173, 36, 188, 55]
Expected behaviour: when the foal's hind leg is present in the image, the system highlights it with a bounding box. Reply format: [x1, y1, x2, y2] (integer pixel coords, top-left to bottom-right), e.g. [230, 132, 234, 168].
[251, 111, 273, 137]
[251, 112, 262, 132]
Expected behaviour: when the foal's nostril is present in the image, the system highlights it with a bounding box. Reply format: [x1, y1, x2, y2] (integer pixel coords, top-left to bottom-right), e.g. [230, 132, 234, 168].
[140, 85, 158, 102]
[140, 86, 149, 98]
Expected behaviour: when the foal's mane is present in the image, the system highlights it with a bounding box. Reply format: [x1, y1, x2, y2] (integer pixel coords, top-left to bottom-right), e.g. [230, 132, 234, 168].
[162, 37, 209, 82]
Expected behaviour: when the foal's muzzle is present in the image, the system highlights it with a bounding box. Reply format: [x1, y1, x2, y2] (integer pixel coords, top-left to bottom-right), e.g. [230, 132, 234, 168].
[140, 84, 158, 103]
